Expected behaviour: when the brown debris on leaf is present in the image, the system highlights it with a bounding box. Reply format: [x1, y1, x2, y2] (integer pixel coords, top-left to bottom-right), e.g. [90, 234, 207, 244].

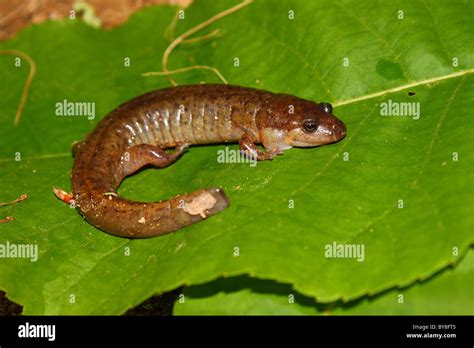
[0, 0, 192, 41]
[0, 193, 28, 224]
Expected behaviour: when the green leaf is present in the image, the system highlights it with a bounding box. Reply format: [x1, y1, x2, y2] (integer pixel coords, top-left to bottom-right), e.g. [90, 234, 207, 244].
[0, 0, 472, 314]
[174, 248, 474, 315]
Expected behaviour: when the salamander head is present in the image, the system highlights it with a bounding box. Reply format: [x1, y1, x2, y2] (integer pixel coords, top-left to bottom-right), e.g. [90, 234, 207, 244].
[284, 101, 346, 147]
[259, 97, 346, 150]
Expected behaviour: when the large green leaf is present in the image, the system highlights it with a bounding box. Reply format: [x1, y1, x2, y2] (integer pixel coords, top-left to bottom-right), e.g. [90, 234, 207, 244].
[174, 248, 474, 315]
[0, 0, 472, 314]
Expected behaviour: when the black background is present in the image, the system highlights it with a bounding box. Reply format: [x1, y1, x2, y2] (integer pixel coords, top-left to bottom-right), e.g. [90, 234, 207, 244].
[0, 315, 472, 345]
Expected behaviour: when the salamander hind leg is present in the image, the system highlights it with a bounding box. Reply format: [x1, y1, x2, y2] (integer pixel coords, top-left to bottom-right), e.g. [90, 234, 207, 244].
[120, 143, 189, 177]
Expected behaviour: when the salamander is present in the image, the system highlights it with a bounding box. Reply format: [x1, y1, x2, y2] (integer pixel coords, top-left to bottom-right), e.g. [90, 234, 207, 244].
[67, 84, 346, 238]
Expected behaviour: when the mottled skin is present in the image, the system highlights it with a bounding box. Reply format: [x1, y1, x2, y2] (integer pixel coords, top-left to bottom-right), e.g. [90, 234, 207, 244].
[71, 84, 346, 238]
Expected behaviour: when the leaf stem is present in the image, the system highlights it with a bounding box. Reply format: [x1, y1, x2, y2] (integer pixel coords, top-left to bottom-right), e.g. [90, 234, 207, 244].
[0, 49, 36, 126]
[147, 0, 253, 86]
[333, 68, 474, 107]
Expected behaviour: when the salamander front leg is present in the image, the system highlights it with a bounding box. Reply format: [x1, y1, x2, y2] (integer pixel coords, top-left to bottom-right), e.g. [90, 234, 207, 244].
[120, 143, 189, 177]
[239, 132, 282, 161]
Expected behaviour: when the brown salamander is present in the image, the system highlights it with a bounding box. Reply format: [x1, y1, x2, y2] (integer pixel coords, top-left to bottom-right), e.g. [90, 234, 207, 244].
[67, 84, 346, 238]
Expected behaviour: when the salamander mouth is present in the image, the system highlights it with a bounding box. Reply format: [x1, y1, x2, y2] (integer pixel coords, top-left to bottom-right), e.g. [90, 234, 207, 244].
[287, 122, 346, 147]
[290, 140, 324, 147]
[290, 139, 338, 147]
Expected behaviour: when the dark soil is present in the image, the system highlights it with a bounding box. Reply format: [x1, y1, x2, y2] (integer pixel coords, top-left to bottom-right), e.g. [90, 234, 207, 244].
[0, 288, 182, 315]
[0, 290, 23, 315]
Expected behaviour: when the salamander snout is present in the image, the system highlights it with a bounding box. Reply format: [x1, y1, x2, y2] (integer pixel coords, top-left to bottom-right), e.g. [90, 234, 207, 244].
[311, 112, 346, 144]
[326, 114, 346, 141]
[285, 110, 347, 147]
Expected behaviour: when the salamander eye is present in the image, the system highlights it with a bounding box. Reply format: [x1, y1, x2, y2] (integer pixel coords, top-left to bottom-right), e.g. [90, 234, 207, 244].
[321, 103, 333, 114]
[303, 119, 318, 133]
